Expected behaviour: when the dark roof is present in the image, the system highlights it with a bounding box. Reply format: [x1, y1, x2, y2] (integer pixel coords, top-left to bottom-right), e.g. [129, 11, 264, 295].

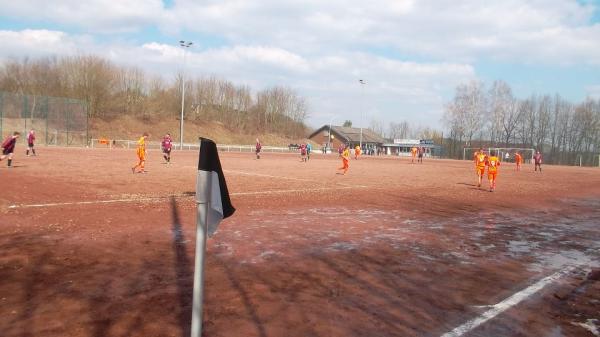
[308, 125, 385, 144]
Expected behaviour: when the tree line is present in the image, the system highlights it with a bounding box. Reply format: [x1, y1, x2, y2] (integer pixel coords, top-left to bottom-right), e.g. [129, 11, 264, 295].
[443, 80, 599, 166]
[0, 55, 309, 138]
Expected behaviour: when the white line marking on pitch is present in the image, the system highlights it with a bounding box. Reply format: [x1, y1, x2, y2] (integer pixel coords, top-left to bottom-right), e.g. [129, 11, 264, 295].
[231, 186, 361, 196]
[7, 197, 163, 209]
[224, 169, 359, 187]
[440, 265, 578, 337]
[7, 186, 366, 209]
[223, 169, 366, 188]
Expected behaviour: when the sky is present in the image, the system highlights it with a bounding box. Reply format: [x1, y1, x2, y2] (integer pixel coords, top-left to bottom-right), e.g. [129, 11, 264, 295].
[0, 0, 599, 130]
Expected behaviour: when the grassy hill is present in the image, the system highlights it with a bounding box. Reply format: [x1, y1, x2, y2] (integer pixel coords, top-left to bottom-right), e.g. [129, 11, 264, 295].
[89, 116, 315, 146]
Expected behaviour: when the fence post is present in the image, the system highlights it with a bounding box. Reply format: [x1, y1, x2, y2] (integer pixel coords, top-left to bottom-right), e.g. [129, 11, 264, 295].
[23, 95, 28, 136]
[0, 91, 3, 139]
[66, 99, 70, 147]
[44, 96, 50, 146]
[86, 101, 89, 147]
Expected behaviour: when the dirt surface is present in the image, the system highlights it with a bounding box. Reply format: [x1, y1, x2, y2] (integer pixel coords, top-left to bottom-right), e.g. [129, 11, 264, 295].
[1, 147, 599, 337]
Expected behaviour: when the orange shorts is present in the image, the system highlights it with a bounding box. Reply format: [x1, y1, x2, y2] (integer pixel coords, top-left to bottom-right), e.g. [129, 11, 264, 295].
[476, 166, 485, 176]
[488, 172, 497, 180]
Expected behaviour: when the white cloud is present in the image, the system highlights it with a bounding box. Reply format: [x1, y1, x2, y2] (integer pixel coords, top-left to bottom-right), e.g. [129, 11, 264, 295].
[0, 0, 164, 33]
[1, 1, 598, 64]
[0, 29, 82, 60]
[0, 1, 598, 129]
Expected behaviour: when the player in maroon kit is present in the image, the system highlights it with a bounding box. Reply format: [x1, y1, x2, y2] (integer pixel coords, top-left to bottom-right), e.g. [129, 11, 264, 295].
[161, 133, 173, 164]
[255, 138, 262, 159]
[1, 132, 21, 167]
[300, 143, 308, 162]
[533, 151, 543, 172]
[26, 129, 36, 156]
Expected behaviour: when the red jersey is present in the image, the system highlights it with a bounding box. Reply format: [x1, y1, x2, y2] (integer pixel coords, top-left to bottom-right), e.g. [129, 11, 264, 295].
[162, 136, 172, 150]
[2, 136, 17, 153]
[300, 144, 307, 155]
[28, 132, 35, 144]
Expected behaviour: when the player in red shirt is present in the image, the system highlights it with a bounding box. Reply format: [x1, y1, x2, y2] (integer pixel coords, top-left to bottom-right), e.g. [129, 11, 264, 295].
[26, 129, 36, 156]
[161, 133, 172, 164]
[255, 138, 262, 159]
[1, 132, 21, 167]
[474, 148, 487, 188]
[533, 151, 542, 172]
[300, 143, 307, 162]
[486, 152, 501, 192]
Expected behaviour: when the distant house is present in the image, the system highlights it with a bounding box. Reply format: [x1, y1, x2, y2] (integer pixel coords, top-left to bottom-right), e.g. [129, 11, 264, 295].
[307, 125, 385, 153]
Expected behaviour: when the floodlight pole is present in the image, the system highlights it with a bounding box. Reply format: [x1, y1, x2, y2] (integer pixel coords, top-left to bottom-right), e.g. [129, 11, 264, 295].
[179, 40, 193, 150]
[359, 79, 366, 149]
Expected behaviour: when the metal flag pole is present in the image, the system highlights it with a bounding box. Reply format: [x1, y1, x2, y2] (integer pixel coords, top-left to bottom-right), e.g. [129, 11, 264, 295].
[191, 139, 211, 337]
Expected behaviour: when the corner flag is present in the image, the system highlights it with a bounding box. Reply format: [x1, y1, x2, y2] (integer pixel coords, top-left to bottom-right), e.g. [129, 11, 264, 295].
[196, 137, 235, 236]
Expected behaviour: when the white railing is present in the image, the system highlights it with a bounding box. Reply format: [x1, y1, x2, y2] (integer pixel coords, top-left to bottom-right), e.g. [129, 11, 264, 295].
[90, 139, 297, 153]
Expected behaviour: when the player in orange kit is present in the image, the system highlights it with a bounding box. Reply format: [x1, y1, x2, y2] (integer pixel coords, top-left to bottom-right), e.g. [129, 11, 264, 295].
[354, 145, 361, 160]
[411, 146, 417, 163]
[338, 145, 350, 175]
[132, 132, 149, 173]
[474, 148, 487, 188]
[514, 152, 522, 171]
[486, 151, 501, 192]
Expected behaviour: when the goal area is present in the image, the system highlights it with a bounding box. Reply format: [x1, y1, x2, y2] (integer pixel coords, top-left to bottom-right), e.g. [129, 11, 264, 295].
[463, 147, 535, 163]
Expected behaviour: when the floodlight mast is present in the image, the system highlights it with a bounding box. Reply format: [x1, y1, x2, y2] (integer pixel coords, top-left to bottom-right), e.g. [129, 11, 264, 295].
[179, 40, 193, 150]
[359, 79, 366, 148]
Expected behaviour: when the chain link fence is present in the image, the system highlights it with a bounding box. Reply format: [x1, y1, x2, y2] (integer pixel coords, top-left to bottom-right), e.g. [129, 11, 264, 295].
[0, 91, 88, 146]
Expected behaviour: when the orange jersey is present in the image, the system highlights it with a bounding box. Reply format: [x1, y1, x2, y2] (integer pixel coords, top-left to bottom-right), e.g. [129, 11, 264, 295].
[136, 136, 146, 158]
[487, 156, 500, 173]
[411, 147, 417, 156]
[475, 153, 487, 168]
[355, 146, 361, 155]
[342, 148, 350, 160]
[515, 153, 522, 163]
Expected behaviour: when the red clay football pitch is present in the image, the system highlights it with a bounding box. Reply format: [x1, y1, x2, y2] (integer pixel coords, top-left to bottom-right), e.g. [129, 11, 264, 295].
[1, 147, 599, 337]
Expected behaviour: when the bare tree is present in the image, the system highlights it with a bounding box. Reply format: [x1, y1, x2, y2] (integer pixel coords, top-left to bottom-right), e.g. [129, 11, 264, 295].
[369, 118, 385, 137]
[388, 121, 410, 139]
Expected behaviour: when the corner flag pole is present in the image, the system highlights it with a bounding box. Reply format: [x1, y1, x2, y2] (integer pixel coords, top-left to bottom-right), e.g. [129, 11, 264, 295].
[191, 137, 236, 337]
[192, 140, 211, 337]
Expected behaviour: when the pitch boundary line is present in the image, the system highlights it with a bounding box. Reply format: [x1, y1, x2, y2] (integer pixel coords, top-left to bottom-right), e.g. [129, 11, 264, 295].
[7, 186, 366, 209]
[440, 265, 580, 337]
[224, 169, 358, 187]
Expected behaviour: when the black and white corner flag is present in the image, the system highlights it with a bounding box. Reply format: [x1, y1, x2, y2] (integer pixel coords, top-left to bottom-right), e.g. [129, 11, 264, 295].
[197, 138, 235, 236]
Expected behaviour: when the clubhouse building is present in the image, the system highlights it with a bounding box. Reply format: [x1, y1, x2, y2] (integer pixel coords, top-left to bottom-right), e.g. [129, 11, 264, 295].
[308, 125, 442, 157]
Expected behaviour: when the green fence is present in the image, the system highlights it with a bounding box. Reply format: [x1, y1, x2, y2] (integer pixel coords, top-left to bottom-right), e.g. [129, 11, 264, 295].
[0, 91, 88, 146]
